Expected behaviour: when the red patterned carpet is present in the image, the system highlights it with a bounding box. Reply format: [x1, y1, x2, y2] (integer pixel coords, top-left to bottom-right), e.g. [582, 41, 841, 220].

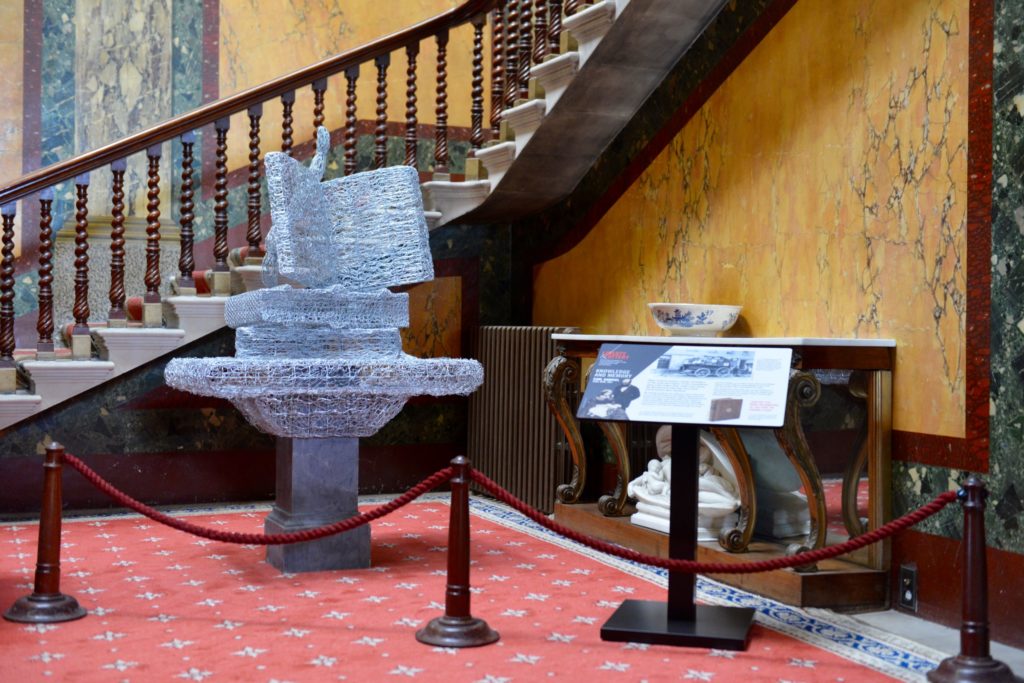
[0, 496, 938, 682]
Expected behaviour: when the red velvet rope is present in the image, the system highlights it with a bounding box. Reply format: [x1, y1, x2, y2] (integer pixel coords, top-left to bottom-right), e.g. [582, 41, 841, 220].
[61, 450, 959, 574]
[63, 453, 454, 546]
[470, 469, 959, 574]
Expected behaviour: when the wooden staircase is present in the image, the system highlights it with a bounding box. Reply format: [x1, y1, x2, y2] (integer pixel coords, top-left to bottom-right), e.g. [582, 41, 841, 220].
[0, 0, 727, 432]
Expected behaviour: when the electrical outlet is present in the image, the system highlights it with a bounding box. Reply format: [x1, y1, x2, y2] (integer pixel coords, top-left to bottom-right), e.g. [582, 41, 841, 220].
[897, 563, 918, 611]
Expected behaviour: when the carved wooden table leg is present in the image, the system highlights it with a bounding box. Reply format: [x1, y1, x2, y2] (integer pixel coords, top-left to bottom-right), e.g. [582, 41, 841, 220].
[772, 370, 826, 559]
[841, 370, 871, 537]
[841, 431, 869, 537]
[709, 427, 757, 553]
[543, 354, 586, 504]
[596, 420, 629, 516]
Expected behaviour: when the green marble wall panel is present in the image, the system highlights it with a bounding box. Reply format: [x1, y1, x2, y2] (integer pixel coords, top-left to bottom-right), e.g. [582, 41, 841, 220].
[75, 0, 173, 218]
[170, 0, 204, 222]
[41, 0, 77, 229]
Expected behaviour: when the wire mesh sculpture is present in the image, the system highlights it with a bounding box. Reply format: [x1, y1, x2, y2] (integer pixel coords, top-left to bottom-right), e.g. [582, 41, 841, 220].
[165, 127, 483, 438]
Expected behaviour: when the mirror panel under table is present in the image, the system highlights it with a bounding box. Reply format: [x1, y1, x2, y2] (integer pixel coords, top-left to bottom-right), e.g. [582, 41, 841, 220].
[543, 334, 894, 610]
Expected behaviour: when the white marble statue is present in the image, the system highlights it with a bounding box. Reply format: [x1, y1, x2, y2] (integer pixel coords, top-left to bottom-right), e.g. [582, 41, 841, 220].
[627, 426, 741, 540]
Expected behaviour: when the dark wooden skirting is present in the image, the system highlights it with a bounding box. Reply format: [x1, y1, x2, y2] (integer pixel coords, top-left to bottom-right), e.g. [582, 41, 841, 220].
[891, 431, 974, 470]
[892, 528, 1023, 649]
[0, 441, 462, 517]
[554, 502, 887, 610]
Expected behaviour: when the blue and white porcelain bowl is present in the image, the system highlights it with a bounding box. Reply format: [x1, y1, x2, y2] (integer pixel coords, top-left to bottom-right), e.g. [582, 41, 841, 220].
[648, 303, 742, 336]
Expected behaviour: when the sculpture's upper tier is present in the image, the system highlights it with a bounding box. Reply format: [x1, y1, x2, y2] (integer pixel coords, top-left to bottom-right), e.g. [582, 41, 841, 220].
[262, 127, 433, 290]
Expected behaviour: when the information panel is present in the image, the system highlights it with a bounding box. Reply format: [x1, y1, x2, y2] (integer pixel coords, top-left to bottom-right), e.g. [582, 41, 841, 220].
[576, 343, 793, 427]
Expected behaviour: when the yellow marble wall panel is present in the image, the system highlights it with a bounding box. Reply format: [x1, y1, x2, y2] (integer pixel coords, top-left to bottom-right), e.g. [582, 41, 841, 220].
[403, 276, 462, 358]
[75, 0, 174, 217]
[533, 0, 968, 437]
[219, 0, 483, 169]
[0, 1, 24, 255]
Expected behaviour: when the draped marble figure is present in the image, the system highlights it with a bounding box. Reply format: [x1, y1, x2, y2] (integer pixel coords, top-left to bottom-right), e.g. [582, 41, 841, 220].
[627, 425, 741, 539]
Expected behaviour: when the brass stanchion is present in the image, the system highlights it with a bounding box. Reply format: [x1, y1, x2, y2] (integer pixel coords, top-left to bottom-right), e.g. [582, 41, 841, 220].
[4, 442, 87, 623]
[416, 456, 498, 647]
[928, 477, 1021, 682]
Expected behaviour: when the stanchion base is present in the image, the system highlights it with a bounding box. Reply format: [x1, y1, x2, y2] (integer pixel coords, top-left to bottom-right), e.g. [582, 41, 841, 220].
[4, 592, 87, 623]
[601, 600, 755, 651]
[928, 655, 1023, 683]
[415, 615, 500, 648]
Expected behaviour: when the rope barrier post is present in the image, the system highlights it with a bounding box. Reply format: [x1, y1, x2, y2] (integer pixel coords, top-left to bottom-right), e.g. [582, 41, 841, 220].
[416, 456, 499, 648]
[928, 477, 1021, 683]
[4, 442, 87, 624]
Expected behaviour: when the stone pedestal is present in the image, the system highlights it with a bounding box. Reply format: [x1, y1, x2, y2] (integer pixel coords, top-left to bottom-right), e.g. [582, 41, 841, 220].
[264, 437, 371, 573]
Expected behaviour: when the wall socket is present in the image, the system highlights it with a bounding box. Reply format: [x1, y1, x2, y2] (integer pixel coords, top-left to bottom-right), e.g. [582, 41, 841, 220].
[898, 563, 918, 611]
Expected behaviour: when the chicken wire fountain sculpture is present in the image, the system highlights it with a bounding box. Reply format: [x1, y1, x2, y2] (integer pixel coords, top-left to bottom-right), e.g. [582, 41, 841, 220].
[165, 128, 483, 572]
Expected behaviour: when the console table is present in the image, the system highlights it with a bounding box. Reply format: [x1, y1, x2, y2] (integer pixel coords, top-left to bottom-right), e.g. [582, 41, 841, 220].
[543, 334, 895, 575]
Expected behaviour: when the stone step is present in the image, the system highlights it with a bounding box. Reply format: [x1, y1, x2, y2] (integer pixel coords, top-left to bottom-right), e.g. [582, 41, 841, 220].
[563, 0, 618, 66]
[474, 142, 517, 189]
[502, 99, 548, 156]
[532, 52, 581, 112]
[420, 180, 492, 226]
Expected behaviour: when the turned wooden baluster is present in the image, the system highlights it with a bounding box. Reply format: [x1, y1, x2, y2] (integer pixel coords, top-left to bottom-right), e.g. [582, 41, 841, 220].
[404, 43, 420, 167]
[504, 1, 520, 110]
[312, 77, 327, 131]
[374, 54, 390, 169]
[344, 66, 359, 175]
[281, 90, 295, 156]
[0, 203, 15, 379]
[71, 174, 91, 358]
[142, 144, 162, 326]
[490, 5, 506, 138]
[565, 0, 581, 16]
[177, 132, 196, 293]
[212, 117, 230, 296]
[470, 16, 485, 150]
[36, 190, 55, 355]
[548, 0, 563, 56]
[533, 0, 548, 64]
[518, 0, 532, 100]
[246, 104, 263, 258]
[434, 29, 450, 176]
[107, 159, 127, 326]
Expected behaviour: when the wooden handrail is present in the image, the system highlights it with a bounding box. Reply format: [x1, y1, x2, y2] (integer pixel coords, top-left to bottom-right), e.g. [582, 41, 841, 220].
[0, 0, 496, 207]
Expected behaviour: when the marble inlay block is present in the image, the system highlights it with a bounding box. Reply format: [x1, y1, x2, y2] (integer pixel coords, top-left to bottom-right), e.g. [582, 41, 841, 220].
[76, 0, 173, 218]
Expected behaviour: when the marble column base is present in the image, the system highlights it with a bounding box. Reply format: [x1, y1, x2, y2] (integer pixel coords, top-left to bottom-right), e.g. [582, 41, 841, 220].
[264, 436, 370, 573]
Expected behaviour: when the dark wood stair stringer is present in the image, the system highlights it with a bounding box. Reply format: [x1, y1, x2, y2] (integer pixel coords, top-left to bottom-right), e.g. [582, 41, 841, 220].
[460, 0, 730, 225]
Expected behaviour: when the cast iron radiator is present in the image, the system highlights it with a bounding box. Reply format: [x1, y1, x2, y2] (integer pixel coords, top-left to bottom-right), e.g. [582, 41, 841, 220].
[467, 326, 577, 513]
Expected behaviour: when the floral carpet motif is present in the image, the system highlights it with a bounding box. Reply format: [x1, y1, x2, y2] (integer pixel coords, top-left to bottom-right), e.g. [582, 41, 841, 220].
[0, 495, 943, 682]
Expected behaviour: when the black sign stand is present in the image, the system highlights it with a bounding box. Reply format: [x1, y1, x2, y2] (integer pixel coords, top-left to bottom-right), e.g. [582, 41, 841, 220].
[599, 423, 755, 650]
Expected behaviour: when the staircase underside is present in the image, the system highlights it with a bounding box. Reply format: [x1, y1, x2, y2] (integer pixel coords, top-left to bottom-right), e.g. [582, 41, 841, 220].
[461, 0, 729, 225]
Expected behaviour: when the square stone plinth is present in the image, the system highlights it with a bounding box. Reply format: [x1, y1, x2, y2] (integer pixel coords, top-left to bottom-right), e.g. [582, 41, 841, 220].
[264, 437, 371, 573]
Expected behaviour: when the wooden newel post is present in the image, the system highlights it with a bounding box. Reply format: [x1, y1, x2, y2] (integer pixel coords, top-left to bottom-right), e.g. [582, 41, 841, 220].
[928, 477, 1021, 682]
[4, 443, 87, 623]
[416, 456, 498, 647]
